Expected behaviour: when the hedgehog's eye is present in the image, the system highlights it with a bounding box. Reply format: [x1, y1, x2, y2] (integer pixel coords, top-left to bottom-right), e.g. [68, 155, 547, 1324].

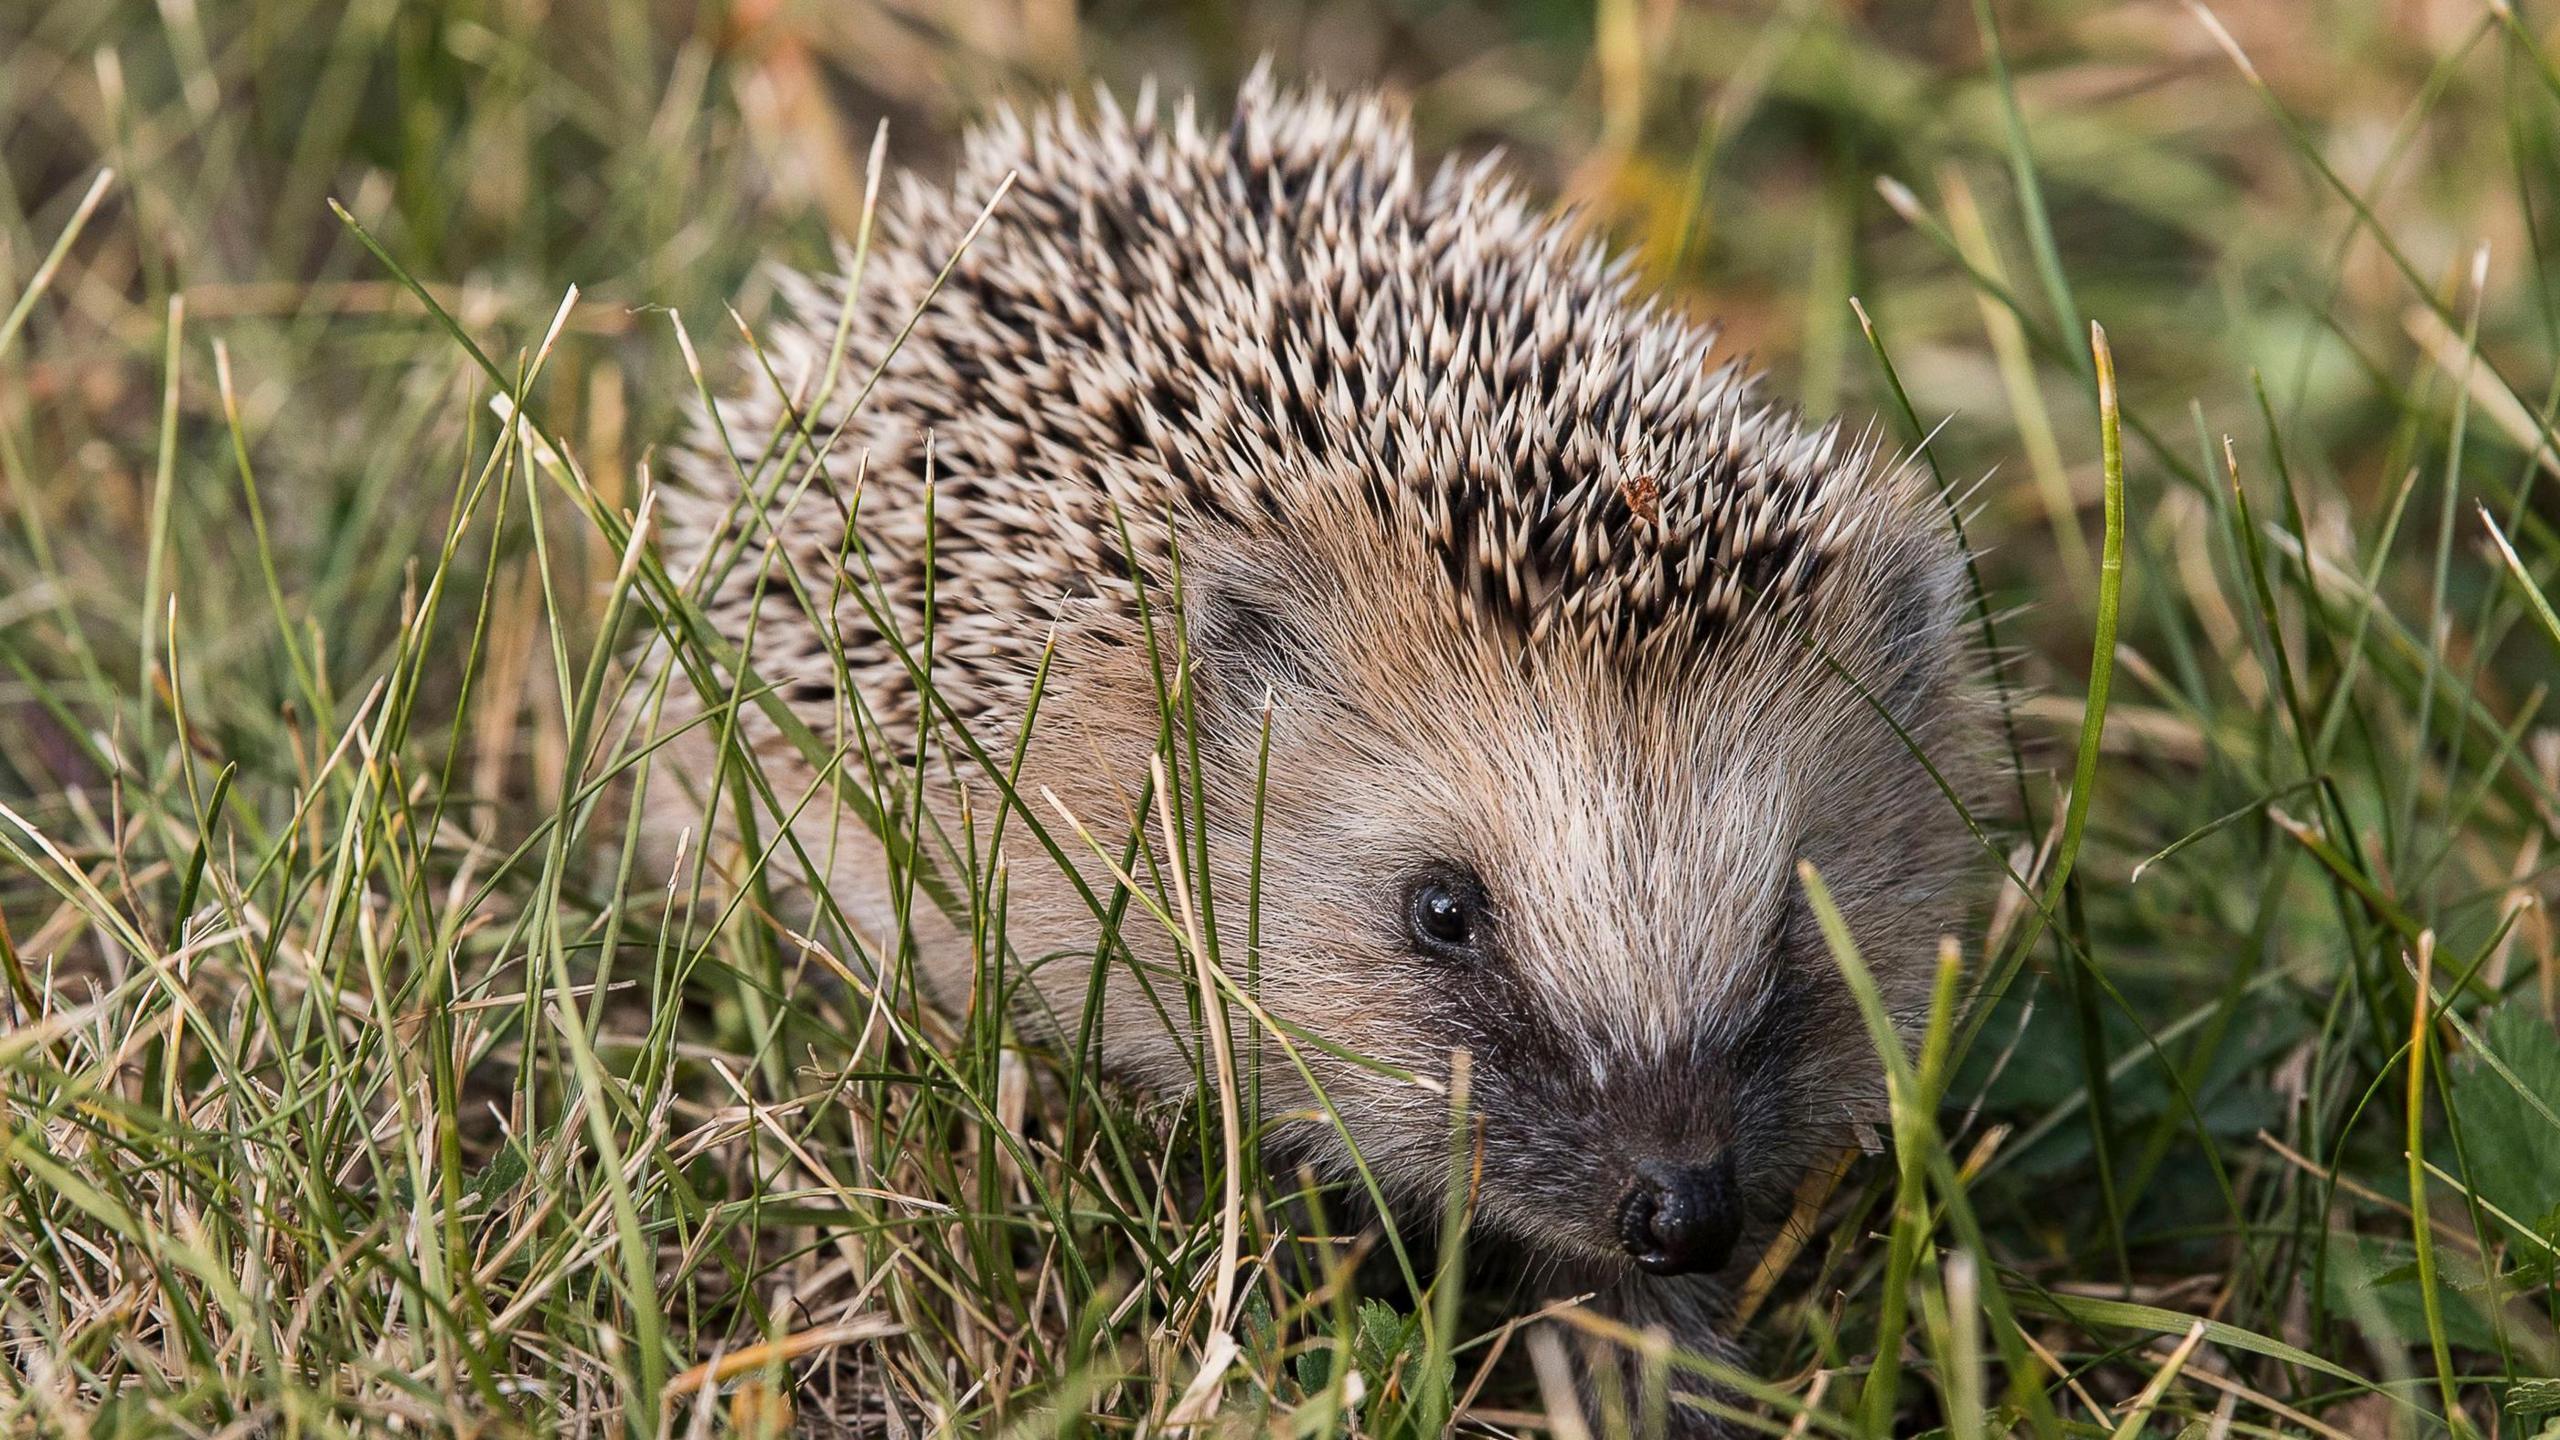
[1402, 869, 1487, 961]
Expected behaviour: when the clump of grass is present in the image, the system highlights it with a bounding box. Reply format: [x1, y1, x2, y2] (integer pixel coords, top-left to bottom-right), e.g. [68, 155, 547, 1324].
[6, 1, 2560, 1436]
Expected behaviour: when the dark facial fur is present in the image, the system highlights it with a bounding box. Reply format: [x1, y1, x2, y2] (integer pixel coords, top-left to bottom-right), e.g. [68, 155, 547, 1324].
[651, 69, 1985, 1434]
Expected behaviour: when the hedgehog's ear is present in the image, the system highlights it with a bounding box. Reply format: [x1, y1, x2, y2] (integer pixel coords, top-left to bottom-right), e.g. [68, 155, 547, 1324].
[1187, 584, 1318, 710]
[1873, 548, 1966, 719]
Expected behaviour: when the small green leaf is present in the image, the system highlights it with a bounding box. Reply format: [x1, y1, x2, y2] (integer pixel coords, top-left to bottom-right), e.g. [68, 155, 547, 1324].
[1354, 1298, 1404, 1374]
[2511, 1377, 2560, 1416]
[1293, 1344, 1332, 1398]
[2325, 1234, 2504, 1355]
[469, 1139, 532, 1208]
[2445, 1005, 2560, 1243]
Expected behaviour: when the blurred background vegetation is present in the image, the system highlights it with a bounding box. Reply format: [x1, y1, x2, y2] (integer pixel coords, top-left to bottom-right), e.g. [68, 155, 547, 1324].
[5, 0, 2560, 1436]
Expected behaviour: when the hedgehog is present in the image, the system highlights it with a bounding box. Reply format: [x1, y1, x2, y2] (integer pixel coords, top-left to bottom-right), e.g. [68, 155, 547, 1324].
[650, 72, 1982, 1434]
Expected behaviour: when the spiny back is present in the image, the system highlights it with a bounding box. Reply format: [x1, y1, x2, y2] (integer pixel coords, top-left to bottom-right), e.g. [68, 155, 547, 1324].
[660, 72, 1917, 738]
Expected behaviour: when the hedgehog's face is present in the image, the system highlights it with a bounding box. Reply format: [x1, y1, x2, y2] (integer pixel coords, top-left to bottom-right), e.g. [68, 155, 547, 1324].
[1171, 527, 1975, 1281]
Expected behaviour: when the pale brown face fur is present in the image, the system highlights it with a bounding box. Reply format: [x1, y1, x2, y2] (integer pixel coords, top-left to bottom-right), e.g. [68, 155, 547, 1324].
[994, 484, 1978, 1277]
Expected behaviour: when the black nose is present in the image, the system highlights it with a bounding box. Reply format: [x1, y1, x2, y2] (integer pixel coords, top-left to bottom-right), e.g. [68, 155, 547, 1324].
[1617, 1157, 1742, 1276]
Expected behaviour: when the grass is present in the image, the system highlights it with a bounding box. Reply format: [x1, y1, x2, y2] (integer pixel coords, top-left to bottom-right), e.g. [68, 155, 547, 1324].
[5, 0, 2560, 1434]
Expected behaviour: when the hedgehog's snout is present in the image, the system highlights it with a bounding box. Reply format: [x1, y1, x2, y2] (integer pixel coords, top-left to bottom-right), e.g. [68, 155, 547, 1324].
[1616, 1156, 1742, 1276]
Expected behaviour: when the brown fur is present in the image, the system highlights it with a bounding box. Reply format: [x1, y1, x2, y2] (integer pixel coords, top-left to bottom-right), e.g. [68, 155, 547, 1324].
[646, 71, 1986, 1434]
